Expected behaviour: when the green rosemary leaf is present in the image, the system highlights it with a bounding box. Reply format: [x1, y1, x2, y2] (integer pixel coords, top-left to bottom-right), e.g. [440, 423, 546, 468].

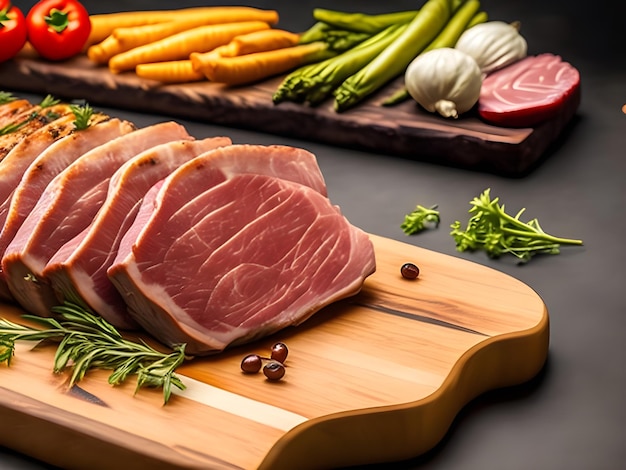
[0, 338, 15, 365]
[0, 91, 16, 104]
[1, 302, 188, 404]
[39, 94, 61, 108]
[70, 103, 94, 130]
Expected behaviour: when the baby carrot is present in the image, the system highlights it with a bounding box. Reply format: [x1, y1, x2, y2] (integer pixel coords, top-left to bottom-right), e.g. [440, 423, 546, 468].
[87, 8, 215, 47]
[93, 7, 280, 63]
[136, 60, 205, 83]
[217, 29, 300, 57]
[108, 21, 271, 74]
[190, 42, 332, 86]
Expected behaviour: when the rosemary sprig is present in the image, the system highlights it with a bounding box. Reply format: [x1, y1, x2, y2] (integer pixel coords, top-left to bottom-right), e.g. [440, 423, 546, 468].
[39, 94, 61, 108]
[0, 91, 16, 104]
[0, 302, 187, 404]
[450, 188, 583, 263]
[401, 204, 440, 235]
[70, 102, 94, 130]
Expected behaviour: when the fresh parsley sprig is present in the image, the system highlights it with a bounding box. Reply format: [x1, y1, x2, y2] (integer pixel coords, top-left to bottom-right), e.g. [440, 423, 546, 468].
[450, 188, 583, 263]
[401, 204, 440, 235]
[0, 302, 187, 404]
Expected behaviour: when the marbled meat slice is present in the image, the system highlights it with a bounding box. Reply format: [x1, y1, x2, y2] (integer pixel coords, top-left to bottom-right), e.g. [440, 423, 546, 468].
[2, 121, 192, 316]
[478, 53, 581, 127]
[0, 115, 128, 300]
[110, 144, 328, 271]
[44, 136, 232, 329]
[109, 156, 374, 356]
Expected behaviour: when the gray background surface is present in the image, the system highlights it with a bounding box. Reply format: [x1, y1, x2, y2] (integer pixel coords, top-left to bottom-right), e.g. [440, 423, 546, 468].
[2, 1, 625, 469]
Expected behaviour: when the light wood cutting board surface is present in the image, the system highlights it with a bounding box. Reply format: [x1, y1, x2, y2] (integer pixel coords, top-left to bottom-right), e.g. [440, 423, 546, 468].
[0, 234, 548, 469]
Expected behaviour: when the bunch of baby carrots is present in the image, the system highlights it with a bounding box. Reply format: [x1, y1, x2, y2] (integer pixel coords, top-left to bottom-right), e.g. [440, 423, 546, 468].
[86, 6, 329, 85]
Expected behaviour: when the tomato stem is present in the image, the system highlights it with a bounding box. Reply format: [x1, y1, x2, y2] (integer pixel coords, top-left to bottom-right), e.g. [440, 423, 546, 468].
[45, 8, 69, 33]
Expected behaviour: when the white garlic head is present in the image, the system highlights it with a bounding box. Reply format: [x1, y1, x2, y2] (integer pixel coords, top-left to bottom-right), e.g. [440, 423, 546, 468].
[404, 47, 483, 119]
[455, 20, 528, 75]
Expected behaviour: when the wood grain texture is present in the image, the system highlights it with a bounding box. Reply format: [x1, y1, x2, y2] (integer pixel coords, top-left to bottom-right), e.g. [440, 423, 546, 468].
[0, 235, 548, 469]
[0, 54, 578, 177]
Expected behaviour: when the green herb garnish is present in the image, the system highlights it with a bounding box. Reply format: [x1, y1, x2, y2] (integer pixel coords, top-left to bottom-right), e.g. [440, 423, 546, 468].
[450, 188, 583, 263]
[39, 94, 61, 108]
[70, 102, 94, 130]
[401, 204, 440, 235]
[0, 91, 16, 104]
[0, 302, 187, 404]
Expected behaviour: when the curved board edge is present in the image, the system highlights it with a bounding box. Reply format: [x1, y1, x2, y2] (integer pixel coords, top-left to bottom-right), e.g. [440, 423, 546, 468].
[257, 302, 549, 469]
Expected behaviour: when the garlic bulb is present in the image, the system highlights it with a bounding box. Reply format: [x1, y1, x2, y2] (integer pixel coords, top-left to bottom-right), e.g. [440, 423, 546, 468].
[455, 21, 528, 75]
[404, 47, 482, 119]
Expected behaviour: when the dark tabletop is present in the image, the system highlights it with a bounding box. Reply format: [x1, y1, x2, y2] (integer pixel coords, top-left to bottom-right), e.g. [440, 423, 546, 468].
[2, 1, 625, 469]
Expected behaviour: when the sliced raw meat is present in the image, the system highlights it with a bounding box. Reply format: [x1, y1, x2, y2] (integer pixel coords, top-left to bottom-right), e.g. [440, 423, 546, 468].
[44, 136, 232, 329]
[111, 144, 328, 271]
[109, 148, 373, 355]
[2, 121, 192, 316]
[0, 115, 127, 300]
[478, 53, 581, 127]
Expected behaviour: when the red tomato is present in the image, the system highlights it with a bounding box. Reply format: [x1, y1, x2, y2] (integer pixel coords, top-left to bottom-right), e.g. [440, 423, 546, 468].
[0, 1, 28, 62]
[26, 0, 91, 61]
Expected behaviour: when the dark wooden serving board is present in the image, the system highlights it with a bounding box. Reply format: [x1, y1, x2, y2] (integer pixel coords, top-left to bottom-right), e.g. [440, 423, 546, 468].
[0, 235, 548, 470]
[0, 53, 578, 176]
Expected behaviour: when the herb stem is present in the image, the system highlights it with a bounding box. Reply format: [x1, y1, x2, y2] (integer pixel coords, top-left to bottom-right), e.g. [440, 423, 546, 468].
[0, 302, 187, 404]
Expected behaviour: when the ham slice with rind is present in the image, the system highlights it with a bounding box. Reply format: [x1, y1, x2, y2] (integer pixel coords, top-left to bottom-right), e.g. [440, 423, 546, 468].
[2, 121, 192, 316]
[478, 53, 581, 128]
[44, 136, 232, 329]
[108, 144, 375, 355]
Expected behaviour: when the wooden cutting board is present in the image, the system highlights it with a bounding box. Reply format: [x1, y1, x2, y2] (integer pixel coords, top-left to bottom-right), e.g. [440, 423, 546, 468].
[0, 234, 548, 470]
[0, 53, 578, 177]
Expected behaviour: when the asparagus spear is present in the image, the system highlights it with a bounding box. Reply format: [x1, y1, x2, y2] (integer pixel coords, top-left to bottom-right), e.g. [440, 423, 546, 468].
[333, 0, 453, 112]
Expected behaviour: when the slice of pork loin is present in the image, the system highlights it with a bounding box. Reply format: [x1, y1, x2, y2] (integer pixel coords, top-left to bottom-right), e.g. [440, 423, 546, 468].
[0, 114, 79, 230]
[109, 158, 374, 356]
[44, 136, 232, 329]
[2, 121, 193, 317]
[110, 143, 328, 271]
[0, 115, 127, 300]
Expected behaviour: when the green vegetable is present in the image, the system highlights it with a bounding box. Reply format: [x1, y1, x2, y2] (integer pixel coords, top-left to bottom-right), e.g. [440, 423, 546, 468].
[382, 2, 486, 107]
[0, 302, 187, 404]
[312, 8, 419, 34]
[0, 91, 16, 104]
[450, 189, 583, 262]
[298, 22, 370, 53]
[39, 94, 61, 108]
[466, 10, 488, 28]
[70, 102, 94, 130]
[401, 204, 441, 235]
[334, 0, 452, 112]
[274, 23, 407, 106]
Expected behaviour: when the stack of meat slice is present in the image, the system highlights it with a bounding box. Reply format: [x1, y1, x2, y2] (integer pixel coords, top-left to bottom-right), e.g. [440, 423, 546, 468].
[44, 136, 233, 329]
[0, 96, 376, 356]
[0, 112, 125, 299]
